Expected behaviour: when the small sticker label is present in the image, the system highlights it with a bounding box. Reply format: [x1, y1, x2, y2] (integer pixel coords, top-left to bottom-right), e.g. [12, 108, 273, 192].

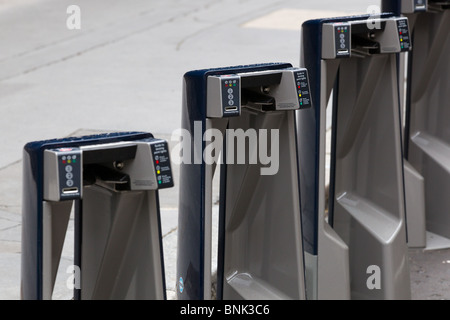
[397, 19, 411, 52]
[179, 277, 184, 294]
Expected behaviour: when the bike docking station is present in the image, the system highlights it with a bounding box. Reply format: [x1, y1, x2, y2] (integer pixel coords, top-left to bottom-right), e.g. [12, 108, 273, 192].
[21, 132, 174, 300]
[176, 63, 312, 300]
[298, 14, 413, 299]
[381, 0, 450, 249]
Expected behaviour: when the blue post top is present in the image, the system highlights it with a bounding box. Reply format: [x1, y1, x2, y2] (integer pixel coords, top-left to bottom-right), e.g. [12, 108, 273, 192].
[184, 62, 293, 79]
[24, 131, 153, 155]
[302, 12, 396, 27]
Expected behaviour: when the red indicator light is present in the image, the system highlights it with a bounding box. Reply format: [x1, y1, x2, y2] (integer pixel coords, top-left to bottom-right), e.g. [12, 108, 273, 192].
[62, 160, 66, 164]
[156, 160, 159, 164]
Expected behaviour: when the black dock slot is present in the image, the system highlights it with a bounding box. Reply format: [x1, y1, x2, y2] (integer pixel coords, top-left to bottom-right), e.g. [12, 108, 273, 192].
[241, 89, 276, 111]
[351, 21, 386, 34]
[83, 144, 137, 165]
[83, 164, 131, 190]
[241, 72, 282, 89]
[429, 0, 450, 7]
[351, 21, 387, 55]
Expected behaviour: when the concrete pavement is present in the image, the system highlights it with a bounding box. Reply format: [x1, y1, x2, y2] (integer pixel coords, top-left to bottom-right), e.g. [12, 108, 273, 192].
[1, 0, 449, 300]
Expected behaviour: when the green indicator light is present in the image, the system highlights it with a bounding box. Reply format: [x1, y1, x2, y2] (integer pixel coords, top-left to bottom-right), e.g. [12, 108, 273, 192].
[72, 159, 76, 163]
[158, 180, 162, 184]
